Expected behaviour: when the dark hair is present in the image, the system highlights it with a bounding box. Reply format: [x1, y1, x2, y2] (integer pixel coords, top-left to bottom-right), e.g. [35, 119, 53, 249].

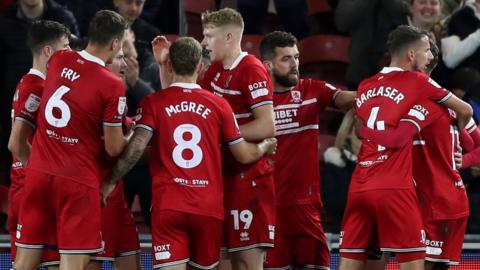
[88, 10, 128, 46]
[387, 25, 428, 57]
[425, 36, 439, 74]
[260, 31, 298, 61]
[27, 20, 70, 55]
[169, 37, 202, 76]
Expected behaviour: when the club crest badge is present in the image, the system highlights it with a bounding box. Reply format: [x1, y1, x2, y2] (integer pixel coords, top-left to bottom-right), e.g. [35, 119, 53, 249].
[291, 90, 302, 103]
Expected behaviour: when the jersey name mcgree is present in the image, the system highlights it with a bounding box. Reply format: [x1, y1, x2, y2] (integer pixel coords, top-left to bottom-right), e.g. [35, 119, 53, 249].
[356, 86, 405, 108]
[165, 101, 211, 119]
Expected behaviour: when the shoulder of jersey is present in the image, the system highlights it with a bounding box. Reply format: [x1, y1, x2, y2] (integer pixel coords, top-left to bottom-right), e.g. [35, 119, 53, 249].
[241, 54, 263, 67]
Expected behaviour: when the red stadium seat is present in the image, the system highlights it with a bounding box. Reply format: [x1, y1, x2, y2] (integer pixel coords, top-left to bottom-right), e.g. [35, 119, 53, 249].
[241, 34, 264, 58]
[184, 0, 217, 41]
[307, 0, 332, 15]
[298, 35, 350, 88]
[0, 185, 8, 214]
[163, 34, 182, 42]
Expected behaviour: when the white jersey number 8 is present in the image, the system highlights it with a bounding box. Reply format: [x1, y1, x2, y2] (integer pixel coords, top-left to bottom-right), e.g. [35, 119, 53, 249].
[45, 85, 71, 128]
[172, 124, 203, 168]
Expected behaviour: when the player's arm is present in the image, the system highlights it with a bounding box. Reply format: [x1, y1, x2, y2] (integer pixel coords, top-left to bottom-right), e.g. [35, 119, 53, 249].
[103, 126, 128, 157]
[359, 121, 418, 148]
[334, 90, 356, 110]
[229, 138, 277, 164]
[8, 121, 34, 164]
[102, 128, 153, 201]
[240, 104, 275, 141]
[440, 94, 473, 130]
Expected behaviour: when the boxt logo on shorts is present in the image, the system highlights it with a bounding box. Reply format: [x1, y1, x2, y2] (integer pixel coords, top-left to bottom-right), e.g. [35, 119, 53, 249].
[154, 244, 172, 260]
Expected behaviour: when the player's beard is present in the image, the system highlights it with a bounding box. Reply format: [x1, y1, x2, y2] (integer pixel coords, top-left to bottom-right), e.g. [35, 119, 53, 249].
[273, 69, 299, 88]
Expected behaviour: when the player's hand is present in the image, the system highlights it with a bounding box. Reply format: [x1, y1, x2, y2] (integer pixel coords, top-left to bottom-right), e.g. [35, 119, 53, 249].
[260, 137, 277, 155]
[101, 181, 116, 207]
[455, 144, 463, 168]
[151, 36, 171, 65]
[125, 56, 140, 88]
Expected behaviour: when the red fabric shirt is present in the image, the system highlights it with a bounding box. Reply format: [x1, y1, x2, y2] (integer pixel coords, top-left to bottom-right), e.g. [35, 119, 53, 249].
[28, 50, 125, 188]
[199, 53, 275, 181]
[273, 79, 339, 205]
[136, 83, 243, 220]
[407, 102, 469, 220]
[351, 67, 451, 192]
[10, 69, 45, 190]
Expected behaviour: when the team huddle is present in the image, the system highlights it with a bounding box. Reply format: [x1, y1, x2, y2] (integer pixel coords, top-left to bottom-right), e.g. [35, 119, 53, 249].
[5, 6, 478, 270]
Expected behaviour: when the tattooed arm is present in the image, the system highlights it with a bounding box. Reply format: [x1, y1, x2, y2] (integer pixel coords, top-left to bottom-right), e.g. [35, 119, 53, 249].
[101, 127, 153, 204]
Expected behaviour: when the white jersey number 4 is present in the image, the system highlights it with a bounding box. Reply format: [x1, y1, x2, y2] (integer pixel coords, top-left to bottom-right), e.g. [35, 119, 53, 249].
[45, 85, 71, 128]
[367, 106, 386, 151]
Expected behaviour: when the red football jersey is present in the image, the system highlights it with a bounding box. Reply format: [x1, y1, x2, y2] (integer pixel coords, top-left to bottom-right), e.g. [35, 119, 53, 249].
[135, 82, 243, 220]
[351, 67, 452, 192]
[407, 101, 469, 220]
[28, 50, 126, 188]
[199, 53, 274, 179]
[273, 79, 339, 205]
[10, 69, 45, 190]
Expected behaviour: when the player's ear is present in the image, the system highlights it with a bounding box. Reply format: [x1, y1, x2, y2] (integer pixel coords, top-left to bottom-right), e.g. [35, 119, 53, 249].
[263, 60, 273, 72]
[407, 49, 415, 63]
[43, 45, 54, 58]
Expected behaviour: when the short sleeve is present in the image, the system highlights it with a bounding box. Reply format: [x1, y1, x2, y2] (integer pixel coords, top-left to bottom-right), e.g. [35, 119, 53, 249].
[240, 65, 273, 110]
[102, 79, 126, 127]
[400, 101, 443, 132]
[219, 98, 243, 145]
[311, 79, 340, 110]
[13, 82, 43, 129]
[418, 75, 452, 104]
[135, 96, 156, 132]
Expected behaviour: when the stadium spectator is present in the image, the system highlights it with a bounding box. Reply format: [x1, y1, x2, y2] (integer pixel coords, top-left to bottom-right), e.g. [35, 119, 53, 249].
[198, 8, 276, 270]
[7, 20, 70, 270]
[441, 0, 480, 88]
[335, 0, 441, 90]
[238, 0, 310, 39]
[321, 109, 360, 233]
[14, 10, 128, 270]
[338, 25, 471, 270]
[259, 30, 355, 270]
[0, 0, 79, 189]
[102, 36, 277, 270]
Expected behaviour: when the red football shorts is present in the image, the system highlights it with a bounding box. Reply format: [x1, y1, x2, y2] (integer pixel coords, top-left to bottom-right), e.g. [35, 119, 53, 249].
[91, 183, 140, 261]
[424, 217, 467, 265]
[16, 169, 102, 254]
[264, 204, 330, 270]
[152, 209, 222, 269]
[8, 183, 60, 266]
[339, 189, 425, 263]
[223, 173, 276, 252]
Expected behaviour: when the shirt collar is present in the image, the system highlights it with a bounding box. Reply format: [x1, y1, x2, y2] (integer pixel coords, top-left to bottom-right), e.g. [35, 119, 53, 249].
[28, 68, 46, 80]
[170, 82, 201, 89]
[78, 50, 106, 66]
[226, 52, 248, 70]
[380, 67, 404, 74]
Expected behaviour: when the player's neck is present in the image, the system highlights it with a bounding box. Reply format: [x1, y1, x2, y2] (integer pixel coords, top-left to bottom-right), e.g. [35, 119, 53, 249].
[31, 57, 46, 76]
[19, 1, 44, 19]
[389, 59, 411, 72]
[222, 47, 242, 69]
[274, 83, 291, 93]
[84, 45, 110, 64]
[171, 74, 197, 85]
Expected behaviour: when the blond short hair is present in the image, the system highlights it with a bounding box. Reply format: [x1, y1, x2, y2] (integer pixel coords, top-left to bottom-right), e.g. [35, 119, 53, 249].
[201, 8, 244, 30]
